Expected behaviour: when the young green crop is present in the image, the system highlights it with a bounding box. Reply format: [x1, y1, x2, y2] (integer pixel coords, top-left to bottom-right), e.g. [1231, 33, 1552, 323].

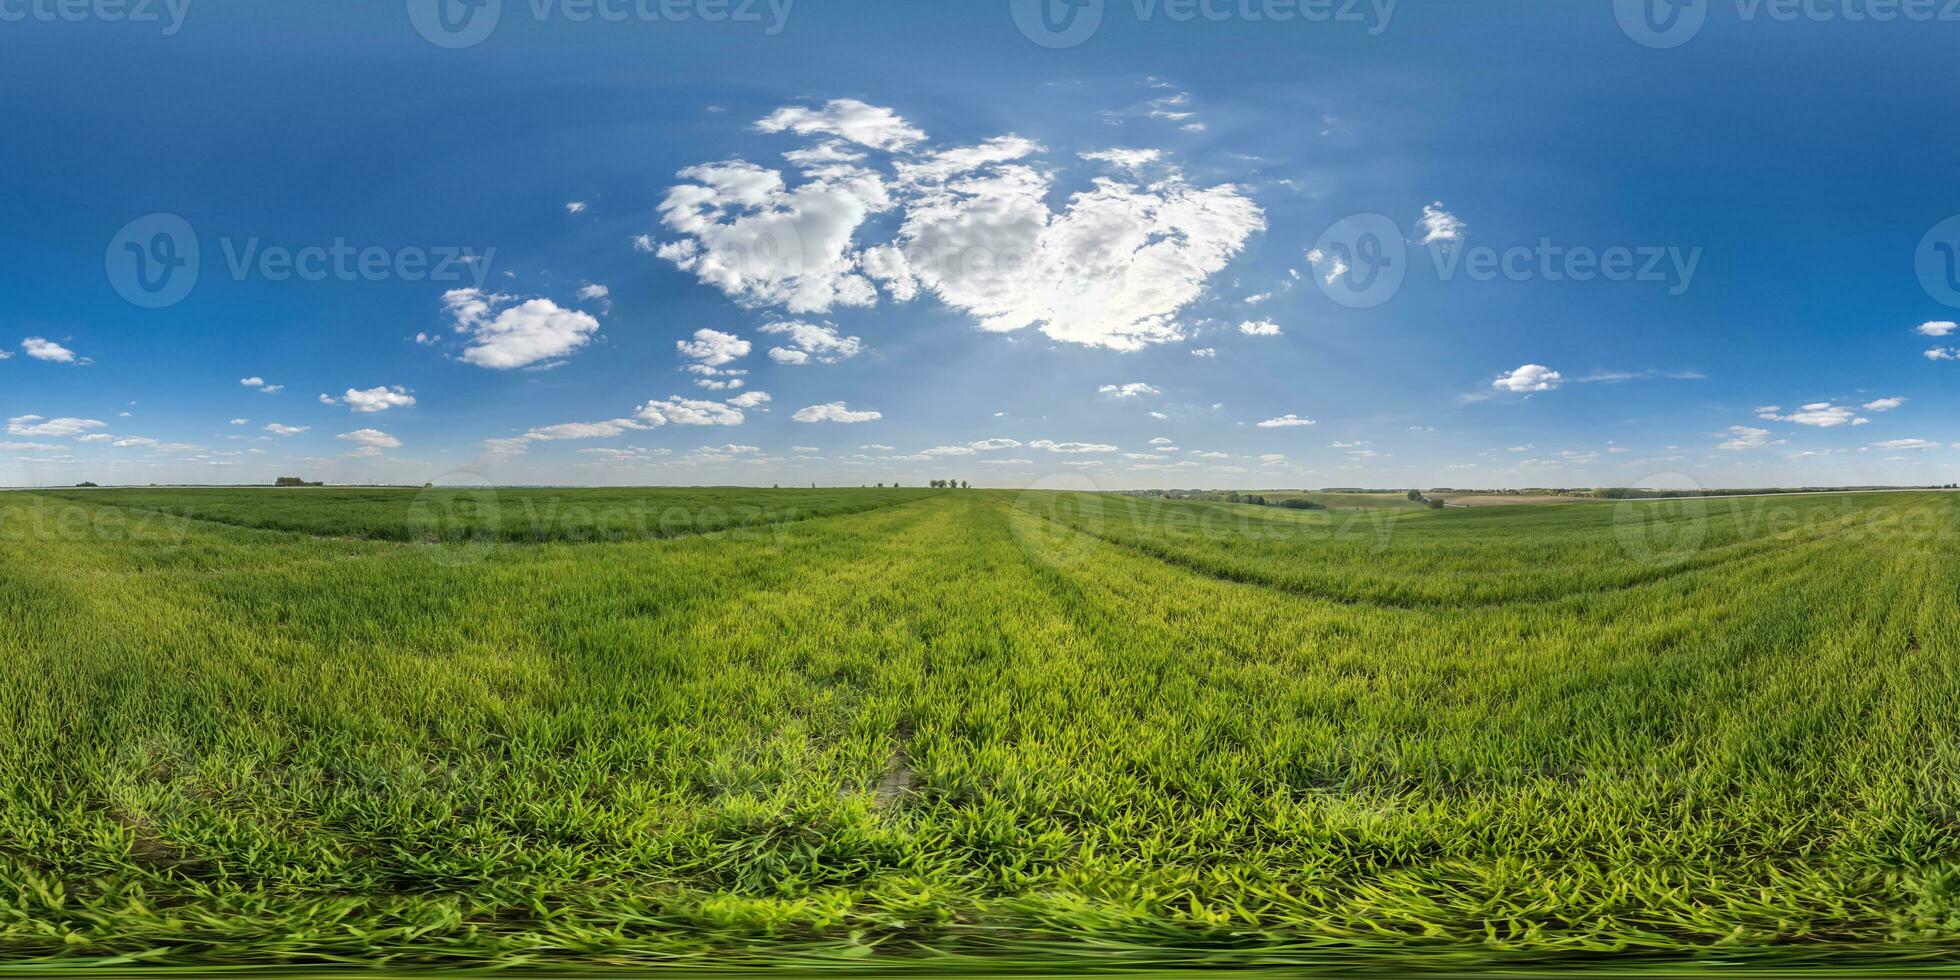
[1, 487, 1957, 970]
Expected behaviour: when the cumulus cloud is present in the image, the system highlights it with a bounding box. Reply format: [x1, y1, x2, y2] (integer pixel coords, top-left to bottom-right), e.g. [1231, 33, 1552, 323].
[263, 423, 309, 436]
[1415, 202, 1464, 246]
[1927, 348, 1959, 361]
[336, 428, 401, 450]
[1079, 147, 1163, 173]
[565, 201, 588, 214]
[441, 288, 603, 370]
[792, 401, 882, 423]
[1863, 396, 1905, 412]
[655, 160, 892, 313]
[1718, 425, 1783, 450]
[1238, 320, 1282, 337]
[1493, 364, 1562, 393]
[676, 328, 752, 379]
[760, 320, 862, 364]
[727, 390, 772, 409]
[1917, 321, 1957, 337]
[1098, 382, 1160, 398]
[1757, 402, 1867, 427]
[339, 385, 417, 413]
[482, 417, 650, 460]
[885, 166, 1264, 350]
[1256, 414, 1316, 428]
[9, 415, 107, 437]
[755, 98, 925, 151]
[657, 101, 1264, 352]
[637, 395, 749, 426]
[1190, 347, 1216, 358]
[22, 338, 83, 364]
[1030, 439, 1117, 453]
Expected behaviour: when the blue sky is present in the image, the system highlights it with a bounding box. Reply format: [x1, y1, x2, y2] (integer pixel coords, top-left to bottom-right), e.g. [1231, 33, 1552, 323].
[4, 0, 1959, 490]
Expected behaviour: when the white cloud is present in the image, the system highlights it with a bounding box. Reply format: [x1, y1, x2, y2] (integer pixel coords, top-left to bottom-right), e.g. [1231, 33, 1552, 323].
[263, 423, 309, 436]
[565, 201, 588, 214]
[793, 401, 882, 423]
[336, 428, 401, 450]
[577, 283, 610, 301]
[676, 328, 751, 371]
[1030, 439, 1117, 453]
[728, 390, 772, 409]
[1415, 202, 1464, 245]
[1927, 348, 1959, 361]
[1863, 396, 1905, 412]
[760, 320, 862, 364]
[1238, 320, 1282, 337]
[1493, 364, 1562, 393]
[482, 418, 651, 460]
[1079, 147, 1162, 173]
[1256, 414, 1316, 428]
[1098, 382, 1160, 398]
[22, 338, 82, 364]
[1871, 438, 1945, 451]
[754, 99, 926, 151]
[260, 385, 284, 394]
[229, 418, 249, 425]
[1148, 437, 1174, 445]
[340, 385, 417, 413]
[1305, 247, 1347, 285]
[897, 136, 1046, 186]
[1916, 320, 1957, 337]
[923, 437, 1022, 456]
[1190, 347, 1216, 358]
[1718, 425, 1783, 450]
[1757, 402, 1867, 427]
[888, 167, 1263, 350]
[240, 377, 265, 387]
[442, 288, 603, 370]
[655, 159, 892, 314]
[637, 396, 749, 426]
[664, 102, 1262, 352]
[8, 415, 105, 437]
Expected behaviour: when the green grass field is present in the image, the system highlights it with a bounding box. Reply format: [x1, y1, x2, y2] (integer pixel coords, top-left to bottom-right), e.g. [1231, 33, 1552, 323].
[3, 486, 1958, 971]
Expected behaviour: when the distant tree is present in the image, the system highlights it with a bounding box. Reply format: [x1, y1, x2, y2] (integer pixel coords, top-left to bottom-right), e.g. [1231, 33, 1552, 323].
[1406, 489, 1424, 502]
[961, 480, 969, 489]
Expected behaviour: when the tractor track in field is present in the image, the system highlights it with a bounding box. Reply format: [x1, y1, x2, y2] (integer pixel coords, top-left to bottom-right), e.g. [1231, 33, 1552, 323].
[17, 489, 940, 549]
[1023, 503, 1879, 613]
